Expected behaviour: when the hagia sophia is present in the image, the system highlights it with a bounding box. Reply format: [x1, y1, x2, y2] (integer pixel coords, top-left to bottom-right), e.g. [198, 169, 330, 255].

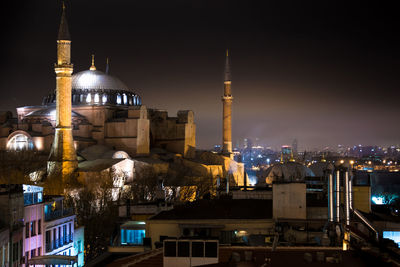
[0, 5, 244, 195]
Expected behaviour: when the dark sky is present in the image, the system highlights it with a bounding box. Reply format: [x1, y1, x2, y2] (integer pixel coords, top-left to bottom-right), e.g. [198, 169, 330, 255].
[1, 0, 400, 150]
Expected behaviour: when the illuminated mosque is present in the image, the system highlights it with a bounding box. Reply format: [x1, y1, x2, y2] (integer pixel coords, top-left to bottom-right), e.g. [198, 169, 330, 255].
[0, 5, 244, 195]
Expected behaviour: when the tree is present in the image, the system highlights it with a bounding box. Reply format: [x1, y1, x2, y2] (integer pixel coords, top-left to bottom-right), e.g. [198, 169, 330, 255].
[65, 174, 117, 262]
[0, 150, 47, 184]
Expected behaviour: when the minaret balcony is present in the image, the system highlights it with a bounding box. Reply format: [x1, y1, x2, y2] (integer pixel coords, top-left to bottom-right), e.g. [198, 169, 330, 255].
[222, 95, 233, 100]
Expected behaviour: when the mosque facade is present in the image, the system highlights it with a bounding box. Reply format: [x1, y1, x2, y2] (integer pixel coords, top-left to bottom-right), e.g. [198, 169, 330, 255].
[0, 5, 244, 196]
[0, 16, 195, 160]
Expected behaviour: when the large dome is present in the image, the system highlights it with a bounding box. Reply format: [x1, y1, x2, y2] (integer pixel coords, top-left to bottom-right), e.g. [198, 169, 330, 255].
[42, 66, 141, 107]
[72, 69, 129, 91]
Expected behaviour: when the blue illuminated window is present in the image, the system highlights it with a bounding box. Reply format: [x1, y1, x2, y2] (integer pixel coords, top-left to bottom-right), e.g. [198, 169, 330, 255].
[121, 229, 145, 245]
[383, 231, 400, 247]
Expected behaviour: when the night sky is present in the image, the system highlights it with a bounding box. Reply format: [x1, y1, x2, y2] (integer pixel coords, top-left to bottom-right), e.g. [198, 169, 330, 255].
[1, 0, 400, 150]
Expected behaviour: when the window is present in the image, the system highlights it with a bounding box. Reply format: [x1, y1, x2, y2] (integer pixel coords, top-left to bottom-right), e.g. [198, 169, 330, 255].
[120, 229, 145, 245]
[46, 230, 51, 252]
[25, 252, 29, 264]
[38, 219, 41, 235]
[31, 248, 35, 258]
[6, 133, 34, 151]
[30, 221, 36, 236]
[63, 225, 67, 243]
[117, 94, 122, 104]
[164, 241, 176, 257]
[53, 228, 57, 248]
[77, 240, 82, 253]
[205, 242, 218, 258]
[192, 242, 204, 257]
[178, 241, 190, 257]
[58, 227, 62, 246]
[12, 242, 18, 262]
[86, 93, 92, 103]
[38, 247, 41, 256]
[123, 94, 127, 104]
[102, 94, 107, 103]
[94, 93, 99, 103]
[25, 222, 29, 238]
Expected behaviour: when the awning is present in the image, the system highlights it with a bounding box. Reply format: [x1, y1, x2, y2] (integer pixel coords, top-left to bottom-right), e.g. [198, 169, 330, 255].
[28, 255, 78, 265]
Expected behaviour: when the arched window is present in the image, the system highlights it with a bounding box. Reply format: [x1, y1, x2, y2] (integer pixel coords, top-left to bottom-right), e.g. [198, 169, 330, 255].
[102, 94, 107, 104]
[94, 93, 99, 103]
[86, 93, 92, 103]
[117, 94, 122, 105]
[133, 96, 136, 105]
[123, 94, 128, 105]
[7, 133, 34, 151]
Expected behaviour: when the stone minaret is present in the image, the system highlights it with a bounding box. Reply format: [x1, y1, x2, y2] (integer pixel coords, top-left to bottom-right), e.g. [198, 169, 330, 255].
[222, 49, 233, 157]
[47, 3, 77, 182]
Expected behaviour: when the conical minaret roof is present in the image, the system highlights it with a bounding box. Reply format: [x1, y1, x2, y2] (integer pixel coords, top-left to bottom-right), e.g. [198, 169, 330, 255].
[224, 49, 231, 81]
[58, 2, 70, 40]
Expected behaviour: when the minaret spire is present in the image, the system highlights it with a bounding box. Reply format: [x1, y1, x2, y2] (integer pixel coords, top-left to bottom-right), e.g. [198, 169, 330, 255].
[224, 49, 231, 82]
[90, 54, 96, 70]
[48, 2, 77, 193]
[222, 49, 233, 157]
[105, 57, 110, 74]
[58, 1, 70, 40]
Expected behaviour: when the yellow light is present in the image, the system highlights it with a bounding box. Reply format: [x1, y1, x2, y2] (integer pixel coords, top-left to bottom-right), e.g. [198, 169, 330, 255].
[340, 160, 344, 164]
[350, 160, 354, 165]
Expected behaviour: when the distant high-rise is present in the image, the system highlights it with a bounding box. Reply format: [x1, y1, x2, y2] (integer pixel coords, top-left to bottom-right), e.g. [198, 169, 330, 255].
[292, 139, 298, 155]
[47, 3, 78, 183]
[222, 49, 233, 157]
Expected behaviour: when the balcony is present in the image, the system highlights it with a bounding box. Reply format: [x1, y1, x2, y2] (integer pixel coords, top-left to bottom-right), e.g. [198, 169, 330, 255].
[45, 234, 74, 253]
[44, 207, 74, 222]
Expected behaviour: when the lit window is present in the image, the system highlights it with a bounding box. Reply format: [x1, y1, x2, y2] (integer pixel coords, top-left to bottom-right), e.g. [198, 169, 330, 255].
[117, 94, 122, 104]
[102, 94, 107, 103]
[7, 133, 34, 151]
[120, 229, 145, 245]
[383, 231, 400, 247]
[123, 94, 127, 104]
[133, 96, 137, 105]
[86, 93, 92, 103]
[94, 93, 99, 103]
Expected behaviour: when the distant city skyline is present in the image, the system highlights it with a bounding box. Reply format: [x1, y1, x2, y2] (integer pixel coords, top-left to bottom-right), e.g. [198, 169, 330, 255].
[1, 1, 400, 150]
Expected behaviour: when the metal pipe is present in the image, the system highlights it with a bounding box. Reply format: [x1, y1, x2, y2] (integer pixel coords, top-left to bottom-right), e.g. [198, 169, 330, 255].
[349, 176, 353, 210]
[329, 173, 333, 222]
[336, 170, 340, 223]
[345, 171, 350, 226]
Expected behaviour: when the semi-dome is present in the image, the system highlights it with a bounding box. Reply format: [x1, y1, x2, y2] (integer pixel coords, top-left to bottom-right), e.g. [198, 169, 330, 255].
[72, 70, 129, 91]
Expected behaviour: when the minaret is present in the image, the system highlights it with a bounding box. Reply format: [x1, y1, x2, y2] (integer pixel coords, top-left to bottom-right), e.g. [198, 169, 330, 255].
[222, 49, 233, 157]
[47, 3, 77, 184]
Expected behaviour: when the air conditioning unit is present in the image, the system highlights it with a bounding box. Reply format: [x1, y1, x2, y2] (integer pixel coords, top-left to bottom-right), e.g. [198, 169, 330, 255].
[163, 239, 218, 267]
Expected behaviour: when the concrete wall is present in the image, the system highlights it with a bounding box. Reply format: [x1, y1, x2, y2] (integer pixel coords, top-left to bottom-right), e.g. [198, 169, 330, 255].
[352, 186, 371, 213]
[273, 183, 306, 220]
[149, 109, 196, 158]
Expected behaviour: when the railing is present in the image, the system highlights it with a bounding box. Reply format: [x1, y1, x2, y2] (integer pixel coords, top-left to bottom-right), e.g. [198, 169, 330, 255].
[44, 208, 74, 221]
[45, 235, 74, 253]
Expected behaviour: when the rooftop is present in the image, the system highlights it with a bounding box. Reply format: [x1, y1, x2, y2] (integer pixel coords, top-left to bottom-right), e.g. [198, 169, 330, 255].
[149, 199, 272, 221]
